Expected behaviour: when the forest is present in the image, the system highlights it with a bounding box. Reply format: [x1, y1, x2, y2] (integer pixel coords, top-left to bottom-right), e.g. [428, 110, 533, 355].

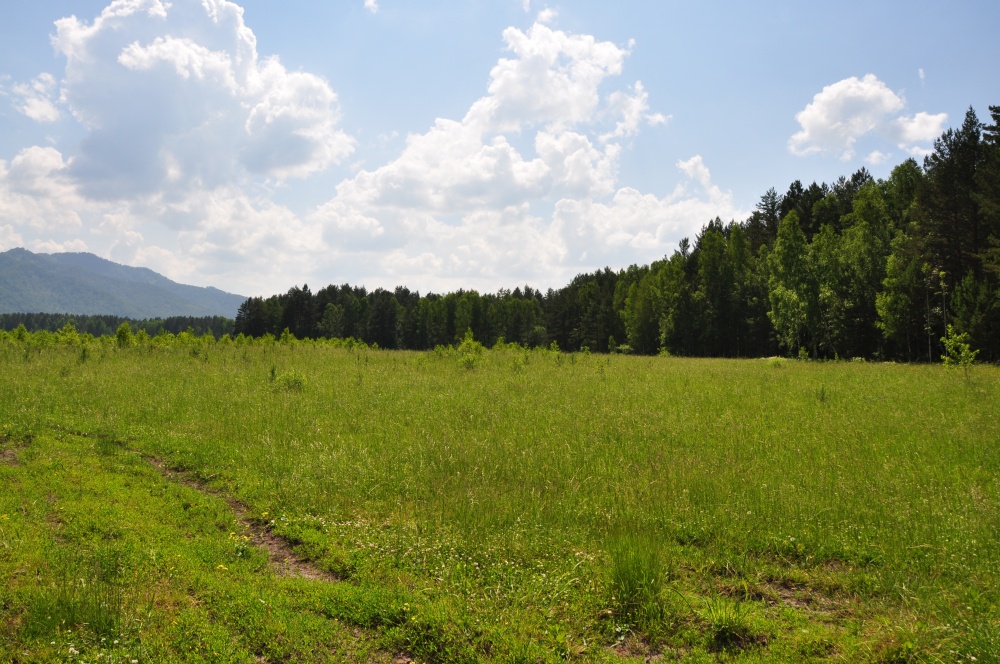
[0, 312, 234, 339]
[235, 106, 1000, 362]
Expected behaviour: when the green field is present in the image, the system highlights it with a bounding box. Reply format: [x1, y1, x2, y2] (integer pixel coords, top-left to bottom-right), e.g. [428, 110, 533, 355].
[1, 337, 998, 662]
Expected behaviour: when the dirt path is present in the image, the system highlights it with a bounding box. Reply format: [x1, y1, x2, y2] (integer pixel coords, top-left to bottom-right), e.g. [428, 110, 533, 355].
[145, 457, 337, 582]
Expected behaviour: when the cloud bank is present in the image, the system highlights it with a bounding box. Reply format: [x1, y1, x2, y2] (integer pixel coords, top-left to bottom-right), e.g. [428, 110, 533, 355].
[1, 1, 742, 295]
[311, 20, 738, 290]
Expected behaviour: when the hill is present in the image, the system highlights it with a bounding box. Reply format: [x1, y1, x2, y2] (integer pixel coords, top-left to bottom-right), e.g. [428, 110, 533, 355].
[0, 248, 245, 319]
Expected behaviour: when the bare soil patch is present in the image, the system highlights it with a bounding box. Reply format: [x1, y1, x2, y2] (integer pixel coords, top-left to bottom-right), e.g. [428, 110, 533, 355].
[146, 456, 337, 582]
[613, 634, 664, 661]
[0, 448, 17, 466]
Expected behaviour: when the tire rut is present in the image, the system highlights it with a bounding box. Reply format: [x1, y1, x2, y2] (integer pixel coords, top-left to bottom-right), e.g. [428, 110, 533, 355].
[145, 456, 338, 582]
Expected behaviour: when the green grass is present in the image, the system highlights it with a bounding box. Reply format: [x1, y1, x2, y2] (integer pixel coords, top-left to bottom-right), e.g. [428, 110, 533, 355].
[1, 340, 998, 661]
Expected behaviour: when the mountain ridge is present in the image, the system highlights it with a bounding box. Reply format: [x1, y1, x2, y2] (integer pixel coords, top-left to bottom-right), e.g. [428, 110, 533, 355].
[0, 248, 246, 319]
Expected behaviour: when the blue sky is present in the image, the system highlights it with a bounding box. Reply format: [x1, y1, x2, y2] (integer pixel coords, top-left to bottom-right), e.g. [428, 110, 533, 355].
[1, 1, 997, 296]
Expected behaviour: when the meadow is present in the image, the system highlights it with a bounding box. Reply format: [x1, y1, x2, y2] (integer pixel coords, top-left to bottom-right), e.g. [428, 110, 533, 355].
[0, 332, 997, 662]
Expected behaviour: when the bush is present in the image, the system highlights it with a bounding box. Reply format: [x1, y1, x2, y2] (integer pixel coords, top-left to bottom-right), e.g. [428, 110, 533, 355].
[274, 370, 306, 392]
[456, 329, 484, 370]
[941, 324, 978, 380]
[115, 322, 133, 348]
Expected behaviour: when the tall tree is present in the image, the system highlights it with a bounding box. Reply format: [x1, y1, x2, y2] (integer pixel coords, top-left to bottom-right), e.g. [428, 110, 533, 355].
[767, 212, 817, 355]
[917, 107, 985, 281]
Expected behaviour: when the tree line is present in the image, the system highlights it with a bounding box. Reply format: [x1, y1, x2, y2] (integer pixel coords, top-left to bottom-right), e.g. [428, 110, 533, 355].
[9, 107, 992, 361]
[0, 313, 234, 339]
[233, 105, 993, 363]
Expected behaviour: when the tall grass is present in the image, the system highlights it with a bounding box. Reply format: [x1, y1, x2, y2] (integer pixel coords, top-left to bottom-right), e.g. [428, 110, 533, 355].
[25, 543, 152, 640]
[2, 341, 998, 658]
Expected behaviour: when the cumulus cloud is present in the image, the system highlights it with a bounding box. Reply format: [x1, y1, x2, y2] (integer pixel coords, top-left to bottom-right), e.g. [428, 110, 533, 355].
[314, 20, 636, 228]
[866, 150, 888, 166]
[0, 1, 356, 293]
[1, 3, 742, 294]
[364, 0, 378, 13]
[0, 147, 88, 233]
[10, 73, 61, 122]
[537, 8, 558, 24]
[554, 156, 740, 265]
[789, 74, 944, 161]
[312, 21, 741, 289]
[600, 81, 670, 142]
[888, 112, 948, 147]
[49, 0, 352, 199]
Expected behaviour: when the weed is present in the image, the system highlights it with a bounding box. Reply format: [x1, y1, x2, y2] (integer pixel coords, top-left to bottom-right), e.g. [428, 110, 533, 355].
[608, 535, 665, 628]
[0, 343, 997, 661]
[95, 433, 123, 457]
[700, 595, 758, 651]
[26, 544, 152, 641]
[274, 370, 307, 391]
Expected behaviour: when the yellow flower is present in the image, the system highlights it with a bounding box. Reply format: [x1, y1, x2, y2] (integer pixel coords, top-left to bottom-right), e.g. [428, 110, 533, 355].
[216, 564, 228, 571]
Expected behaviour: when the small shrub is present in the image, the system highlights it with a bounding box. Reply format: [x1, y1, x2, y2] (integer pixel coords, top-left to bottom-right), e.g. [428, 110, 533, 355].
[456, 329, 484, 370]
[274, 370, 306, 392]
[114, 322, 133, 349]
[941, 324, 978, 380]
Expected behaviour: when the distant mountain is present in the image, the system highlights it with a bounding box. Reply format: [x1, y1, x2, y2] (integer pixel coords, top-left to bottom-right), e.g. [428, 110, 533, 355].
[0, 248, 246, 319]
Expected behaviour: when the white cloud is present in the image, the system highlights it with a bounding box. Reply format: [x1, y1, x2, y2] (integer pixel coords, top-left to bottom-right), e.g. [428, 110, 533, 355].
[364, 0, 379, 13]
[0, 147, 88, 233]
[537, 8, 558, 24]
[32, 238, 89, 254]
[600, 81, 670, 142]
[315, 21, 636, 229]
[866, 150, 888, 165]
[311, 19, 739, 290]
[0, 1, 356, 294]
[471, 22, 628, 132]
[48, 0, 352, 199]
[789, 74, 903, 159]
[97, 185, 333, 294]
[889, 112, 948, 146]
[789, 74, 944, 161]
[0, 224, 24, 251]
[10, 73, 61, 123]
[1, 4, 743, 295]
[918, 68, 925, 81]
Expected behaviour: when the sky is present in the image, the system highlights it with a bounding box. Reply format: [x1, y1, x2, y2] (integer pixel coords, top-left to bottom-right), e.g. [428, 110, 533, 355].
[1, 1, 997, 297]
